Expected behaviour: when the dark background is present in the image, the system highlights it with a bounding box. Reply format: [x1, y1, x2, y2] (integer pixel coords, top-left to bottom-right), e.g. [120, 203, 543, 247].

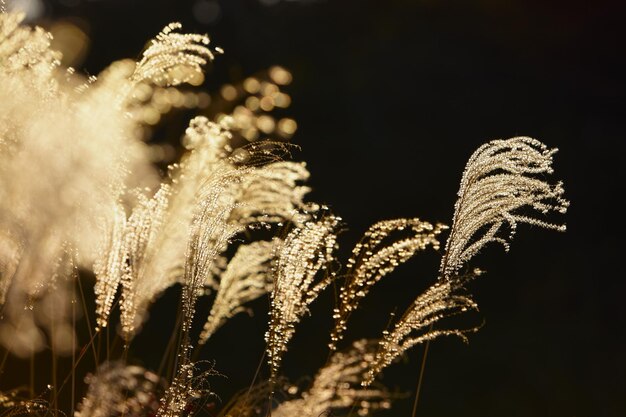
[8, 0, 626, 416]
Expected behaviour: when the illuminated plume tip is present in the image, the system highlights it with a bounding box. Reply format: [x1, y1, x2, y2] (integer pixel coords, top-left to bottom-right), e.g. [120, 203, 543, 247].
[198, 240, 278, 344]
[441, 136, 569, 279]
[133, 22, 218, 86]
[362, 279, 480, 386]
[329, 218, 447, 351]
[273, 340, 391, 417]
[266, 213, 340, 381]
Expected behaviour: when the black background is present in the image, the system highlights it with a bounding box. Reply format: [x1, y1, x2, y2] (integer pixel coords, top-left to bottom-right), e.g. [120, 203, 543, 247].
[8, 1, 626, 416]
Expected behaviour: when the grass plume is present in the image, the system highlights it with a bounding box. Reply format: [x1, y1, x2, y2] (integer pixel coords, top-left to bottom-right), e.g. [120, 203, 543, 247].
[0, 10, 568, 417]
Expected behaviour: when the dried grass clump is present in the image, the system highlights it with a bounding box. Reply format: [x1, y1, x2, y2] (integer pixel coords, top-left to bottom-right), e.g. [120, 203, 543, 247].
[0, 9, 568, 417]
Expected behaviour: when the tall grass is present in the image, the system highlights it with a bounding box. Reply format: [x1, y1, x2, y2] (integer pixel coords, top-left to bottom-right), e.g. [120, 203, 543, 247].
[0, 10, 568, 417]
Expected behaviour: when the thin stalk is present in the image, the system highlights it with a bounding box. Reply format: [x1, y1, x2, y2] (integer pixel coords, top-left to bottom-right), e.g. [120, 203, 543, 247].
[106, 324, 110, 362]
[411, 326, 433, 417]
[242, 349, 266, 411]
[51, 302, 58, 417]
[77, 276, 99, 369]
[30, 351, 35, 399]
[71, 296, 76, 416]
[158, 305, 183, 378]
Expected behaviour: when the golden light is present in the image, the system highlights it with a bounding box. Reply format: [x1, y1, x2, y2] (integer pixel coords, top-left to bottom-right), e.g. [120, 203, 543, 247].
[220, 84, 238, 101]
[49, 20, 90, 67]
[242, 127, 259, 141]
[152, 89, 173, 113]
[261, 82, 279, 96]
[197, 92, 211, 108]
[257, 115, 275, 134]
[269, 65, 292, 85]
[245, 96, 260, 111]
[143, 107, 161, 125]
[243, 77, 261, 93]
[188, 71, 205, 86]
[259, 96, 275, 111]
[167, 88, 185, 107]
[274, 92, 291, 108]
[133, 83, 153, 102]
[184, 92, 199, 108]
[278, 118, 297, 136]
